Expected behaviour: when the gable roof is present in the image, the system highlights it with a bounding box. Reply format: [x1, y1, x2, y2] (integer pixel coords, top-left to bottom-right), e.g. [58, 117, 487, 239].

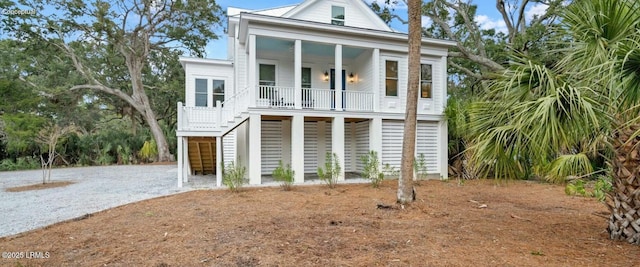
[281, 0, 393, 32]
[228, 5, 298, 18]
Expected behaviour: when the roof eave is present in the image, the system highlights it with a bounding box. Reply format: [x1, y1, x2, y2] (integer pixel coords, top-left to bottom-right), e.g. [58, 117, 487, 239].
[238, 13, 456, 48]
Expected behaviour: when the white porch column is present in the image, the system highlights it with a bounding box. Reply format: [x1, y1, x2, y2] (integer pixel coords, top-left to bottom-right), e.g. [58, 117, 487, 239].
[372, 48, 380, 112]
[294, 39, 302, 109]
[334, 44, 343, 111]
[438, 119, 448, 180]
[291, 115, 305, 183]
[177, 136, 183, 187]
[248, 114, 262, 185]
[184, 137, 189, 182]
[369, 118, 382, 170]
[332, 116, 345, 181]
[216, 136, 223, 187]
[248, 34, 257, 108]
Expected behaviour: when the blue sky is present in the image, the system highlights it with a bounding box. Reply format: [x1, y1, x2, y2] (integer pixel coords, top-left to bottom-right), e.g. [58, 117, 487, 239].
[205, 0, 548, 59]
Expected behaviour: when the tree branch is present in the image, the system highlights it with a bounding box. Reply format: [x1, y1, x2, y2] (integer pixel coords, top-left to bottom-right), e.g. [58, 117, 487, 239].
[449, 60, 483, 80]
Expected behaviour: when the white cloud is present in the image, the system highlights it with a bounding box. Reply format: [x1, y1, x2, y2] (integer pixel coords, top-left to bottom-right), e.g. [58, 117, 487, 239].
[421, 15, 432, 28]
[525, 3, 548, 21]
[475, 15, 508, 34]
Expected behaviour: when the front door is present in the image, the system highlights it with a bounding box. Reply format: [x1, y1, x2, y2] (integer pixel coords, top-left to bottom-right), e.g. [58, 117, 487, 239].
[330, 69, 346, 110]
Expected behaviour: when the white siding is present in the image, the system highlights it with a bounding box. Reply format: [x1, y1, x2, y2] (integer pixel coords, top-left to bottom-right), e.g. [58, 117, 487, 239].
[304, 121, 318, 173]
[287, 0, 390, 31]
[183, 62, 234, 108]
[353, 49, 374, 92]
[236, 43, 247, 92]
[355, 120, 369, 173]
[417, 121, 439, 173]
[381, 120, 404, 169]
[223, 130, 236, 166]
[379, 53, 408, 113]
[417, 57, 446, 114]
[261, 120, 283, 174]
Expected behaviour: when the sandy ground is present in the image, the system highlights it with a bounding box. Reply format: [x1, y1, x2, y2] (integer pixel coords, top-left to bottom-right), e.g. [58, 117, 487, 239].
[1, 179, 638, 266]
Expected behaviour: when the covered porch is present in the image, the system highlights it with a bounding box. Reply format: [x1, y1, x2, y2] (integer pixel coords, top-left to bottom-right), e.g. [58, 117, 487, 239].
[248, 36, 378, 112]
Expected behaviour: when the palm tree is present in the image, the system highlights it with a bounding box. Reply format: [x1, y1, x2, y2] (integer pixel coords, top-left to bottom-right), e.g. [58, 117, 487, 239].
[467, 0, 640, 244]
[398, 0, 422, 204]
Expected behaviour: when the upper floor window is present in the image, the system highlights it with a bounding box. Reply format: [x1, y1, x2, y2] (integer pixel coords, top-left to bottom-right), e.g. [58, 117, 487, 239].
[195, 78, 208, 107]
[420, 64, 432, 98]
[213, 80, 225, 106]
[385, 60, 398, 97]
[331, 6, 345, 26]
[259, 64, 276, 86]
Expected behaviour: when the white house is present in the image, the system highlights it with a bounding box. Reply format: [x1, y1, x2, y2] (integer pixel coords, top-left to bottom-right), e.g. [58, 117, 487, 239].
[175, 0, 455, 187]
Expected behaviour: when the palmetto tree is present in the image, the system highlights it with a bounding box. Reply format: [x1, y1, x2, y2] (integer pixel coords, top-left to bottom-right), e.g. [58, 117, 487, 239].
[467, 0, 640, 244]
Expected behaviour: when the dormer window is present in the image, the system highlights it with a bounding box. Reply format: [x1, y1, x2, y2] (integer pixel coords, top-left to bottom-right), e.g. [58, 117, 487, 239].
[331, 6, 345, 26]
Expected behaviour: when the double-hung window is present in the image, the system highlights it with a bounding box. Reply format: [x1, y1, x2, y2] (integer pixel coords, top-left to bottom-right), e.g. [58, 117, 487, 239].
[212, 80, 225, 106]
[420, 64, 432, 98]
[385, 61, 398, 97]
[195, 78, 208, 107]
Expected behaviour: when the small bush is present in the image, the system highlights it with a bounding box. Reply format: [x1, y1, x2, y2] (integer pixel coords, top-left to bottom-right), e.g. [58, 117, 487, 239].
[318, 152, 341, 188]
[593, 175, 612, 202]
[382, 163, 399, 178]
[117, 145, 133, 165]
[138, 140, 158, 163]
[272, 160, 295, 191]
[223, 161, 247, 192]
[361, 150, 383, 188]
[414, 153, 428, 180]
[565, 179, 589, 197]
[0, 157, 40, 171]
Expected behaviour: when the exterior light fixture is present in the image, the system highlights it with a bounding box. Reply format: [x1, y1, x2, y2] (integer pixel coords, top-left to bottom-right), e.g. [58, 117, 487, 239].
[323, 70, 329, 82]
[348, 72, 355, 83]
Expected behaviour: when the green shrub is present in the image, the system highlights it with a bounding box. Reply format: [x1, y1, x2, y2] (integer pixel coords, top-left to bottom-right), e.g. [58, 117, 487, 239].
[565, 179, 588, 197]
[272, 160, 295, 191]
[138, 140, 158, 163]
[0, 157, 40, 171]
[95, 143, 114, 166]
[117, 145, 132, 165]
[223, 161, 247, 192]
[593, 175, 612, 202]
[318, 152, 341, 188]
[382, 163, 399, 178]
[361, 150, 383, 188]
[414, 153, 428, 180]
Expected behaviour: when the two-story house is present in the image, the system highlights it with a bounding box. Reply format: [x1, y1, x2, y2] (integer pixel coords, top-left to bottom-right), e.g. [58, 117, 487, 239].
[175, 0, 455, 187]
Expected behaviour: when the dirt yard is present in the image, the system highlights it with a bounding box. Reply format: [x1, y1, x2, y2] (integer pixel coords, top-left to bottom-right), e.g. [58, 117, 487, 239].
[1, 179, 638, 266]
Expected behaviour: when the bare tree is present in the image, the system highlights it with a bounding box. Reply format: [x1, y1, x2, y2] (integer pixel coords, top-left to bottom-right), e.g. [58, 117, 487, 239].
[35, 123, 79, 184]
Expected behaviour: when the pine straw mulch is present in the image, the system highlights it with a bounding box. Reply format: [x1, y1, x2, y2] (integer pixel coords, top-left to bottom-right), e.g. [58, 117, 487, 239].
[1, 179, 638, 266]
[4, 181, 75, 192]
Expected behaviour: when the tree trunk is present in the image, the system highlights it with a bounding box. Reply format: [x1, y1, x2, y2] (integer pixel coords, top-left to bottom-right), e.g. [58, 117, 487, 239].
[398, 0, 421, 204]
[608, 124, 640, 244]
[126, 54, 174, 162]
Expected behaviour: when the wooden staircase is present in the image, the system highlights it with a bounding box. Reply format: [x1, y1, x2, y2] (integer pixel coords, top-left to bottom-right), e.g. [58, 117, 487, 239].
[187, 137, 217, 175]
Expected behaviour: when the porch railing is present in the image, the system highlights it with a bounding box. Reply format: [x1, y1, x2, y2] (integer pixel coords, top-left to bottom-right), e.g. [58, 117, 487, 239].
[301, 88, 334, 110]
[343, 91, 374, 111]
[177, 87, 250, 131]
[257, 85, 295, 108]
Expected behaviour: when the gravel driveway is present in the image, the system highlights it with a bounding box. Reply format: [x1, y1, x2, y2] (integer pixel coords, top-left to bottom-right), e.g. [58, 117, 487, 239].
[0, 165, 196, 237]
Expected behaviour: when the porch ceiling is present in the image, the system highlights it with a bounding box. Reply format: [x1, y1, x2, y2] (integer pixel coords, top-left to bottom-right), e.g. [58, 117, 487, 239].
[256, 36, 365, 59]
